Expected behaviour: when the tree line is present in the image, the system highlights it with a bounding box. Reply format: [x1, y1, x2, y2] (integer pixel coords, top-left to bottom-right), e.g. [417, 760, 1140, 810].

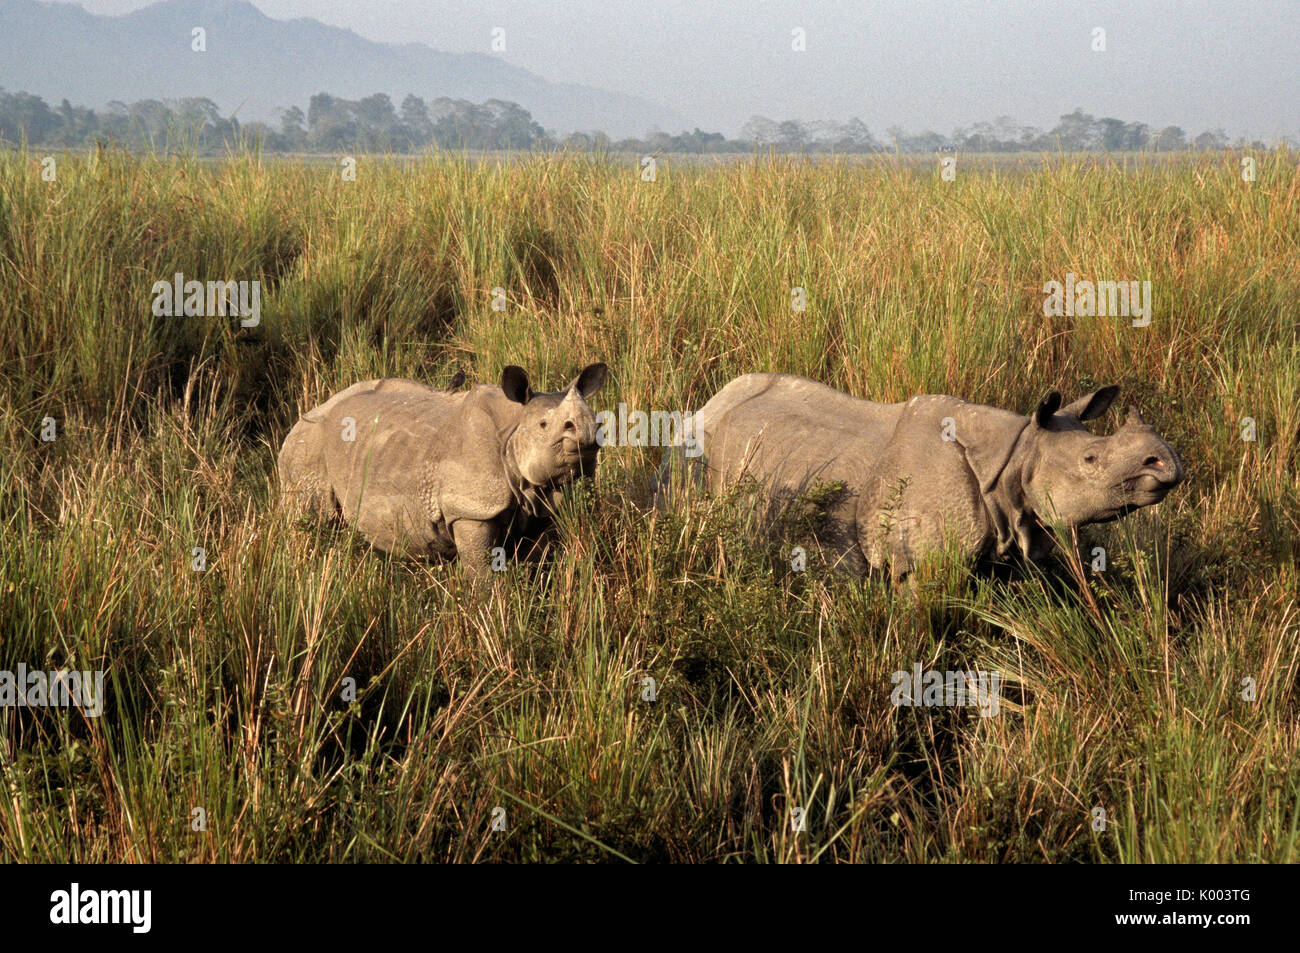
[0, 88, 1275, 154]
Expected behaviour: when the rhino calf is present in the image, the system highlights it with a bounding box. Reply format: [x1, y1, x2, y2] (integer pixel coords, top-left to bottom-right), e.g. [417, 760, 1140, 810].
[279, 363, 608, 575]
[664, 373, 1184, 578]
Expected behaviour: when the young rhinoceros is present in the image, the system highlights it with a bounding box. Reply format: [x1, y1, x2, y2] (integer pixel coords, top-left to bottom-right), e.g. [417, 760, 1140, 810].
[666, 373, 1183, 579]
[279, 363, 608, 575]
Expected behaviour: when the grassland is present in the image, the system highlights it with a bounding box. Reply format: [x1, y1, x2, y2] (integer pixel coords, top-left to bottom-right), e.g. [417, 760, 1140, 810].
[0, 146, 1297, 862]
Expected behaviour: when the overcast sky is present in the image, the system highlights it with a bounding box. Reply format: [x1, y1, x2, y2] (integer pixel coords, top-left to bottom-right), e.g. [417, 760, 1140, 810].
[76, 0, 1299, 139]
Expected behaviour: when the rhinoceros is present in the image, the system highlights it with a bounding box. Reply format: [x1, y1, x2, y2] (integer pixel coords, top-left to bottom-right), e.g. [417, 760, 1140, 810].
[279, 363, 608, 574]
[658, 373, 1184, 578]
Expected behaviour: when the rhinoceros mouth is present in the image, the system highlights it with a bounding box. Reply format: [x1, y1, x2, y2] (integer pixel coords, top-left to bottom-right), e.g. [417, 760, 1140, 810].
[560, 436, 599, 462]
[549, 447, 598, 481]
[1119, 472, 1175, 506]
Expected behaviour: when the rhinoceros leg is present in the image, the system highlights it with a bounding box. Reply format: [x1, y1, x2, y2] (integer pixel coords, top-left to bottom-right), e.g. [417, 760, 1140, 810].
[452, 518, 502, 578]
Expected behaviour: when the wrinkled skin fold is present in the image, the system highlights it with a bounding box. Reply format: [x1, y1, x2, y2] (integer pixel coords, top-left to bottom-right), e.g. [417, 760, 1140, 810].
[657, 373, 1185, 579]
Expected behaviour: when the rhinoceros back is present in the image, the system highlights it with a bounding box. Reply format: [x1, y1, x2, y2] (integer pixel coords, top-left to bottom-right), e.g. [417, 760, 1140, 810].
[694, 373, 905, 498]
[281, 379, 464, 556]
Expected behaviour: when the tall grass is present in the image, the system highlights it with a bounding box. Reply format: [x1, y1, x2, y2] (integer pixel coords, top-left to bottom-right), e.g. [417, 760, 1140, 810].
[0, 147, 1296, 862]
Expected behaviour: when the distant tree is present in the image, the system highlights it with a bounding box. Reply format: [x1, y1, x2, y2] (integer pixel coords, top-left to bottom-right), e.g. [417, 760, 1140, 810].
[643, 129, 675, 152]
[561, 130, 596, 150]
[1051, 109, 1100, 150]
[837, 117, 881, 151]
[774, 120, 807, 149]
[0, 88, 1253, 157]
[399, 94, 432, 147]
[306, 94, 334, 130]
[901, 129, 946, 153]
[352, 93, 398, 149]
[954, 121, 997, 152]
[1098, 117, 1128, 151]
[278, 105, 305, 145]
[0, 89, 58, 143]
[683, 127, 728, 152]
[740, 116, 779, 146]
[126, 100, 172, 148]
[240, 121, 283, 150]
[54, 98, 98, 146]
[307, 93, 357, 149]
[1122, 122, 1150, 151]
[431, 98, 480, 148]
[991, 115, 1026, 147]
[170, 97, 236, 149]
[1017, 126, 1047, 150]
[1152, 126, 1186, 151]
[482, 99, 545, 149]
[1193, 129, 1228, 150]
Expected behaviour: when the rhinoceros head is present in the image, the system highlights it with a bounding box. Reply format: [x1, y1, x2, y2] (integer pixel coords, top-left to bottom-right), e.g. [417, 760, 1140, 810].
[1017, 386, 1185, 527]
[501, 363, 609, 486]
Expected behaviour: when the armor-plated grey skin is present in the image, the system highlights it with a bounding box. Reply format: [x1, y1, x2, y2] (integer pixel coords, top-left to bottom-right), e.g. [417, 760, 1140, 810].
[279, 363, 608, 576]
[664, 373, 1184, 579]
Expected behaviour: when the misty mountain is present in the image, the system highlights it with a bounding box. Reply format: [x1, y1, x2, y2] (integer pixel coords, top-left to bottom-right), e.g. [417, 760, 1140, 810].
[0, 0, 689, 137]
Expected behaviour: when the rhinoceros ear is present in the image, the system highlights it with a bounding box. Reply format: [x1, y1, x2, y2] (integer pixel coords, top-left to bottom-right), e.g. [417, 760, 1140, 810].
[951, 404, 1031, 494]
[569, 362, 608, 399]
[1033, 391, 1062, 428]
[1060, 385, 1119, 422]
[501, 366, 532, 404]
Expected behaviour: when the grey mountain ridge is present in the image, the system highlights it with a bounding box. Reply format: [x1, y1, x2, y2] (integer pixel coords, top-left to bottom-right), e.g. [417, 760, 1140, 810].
[0, 0, 689, 137]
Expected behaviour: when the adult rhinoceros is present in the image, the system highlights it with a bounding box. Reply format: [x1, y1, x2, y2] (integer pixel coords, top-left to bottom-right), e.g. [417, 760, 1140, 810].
[279, 363, 608, 575]
[659, 373, 1184, 578]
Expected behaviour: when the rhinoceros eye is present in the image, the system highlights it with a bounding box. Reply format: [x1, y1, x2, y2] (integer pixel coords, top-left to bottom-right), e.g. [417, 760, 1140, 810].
[1084, 453, 1097, 464]
[539, 420, 547, 428]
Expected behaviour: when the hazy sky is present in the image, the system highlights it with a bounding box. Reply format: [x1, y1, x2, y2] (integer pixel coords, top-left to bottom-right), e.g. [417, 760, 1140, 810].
[76, 0, 1299, 139]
